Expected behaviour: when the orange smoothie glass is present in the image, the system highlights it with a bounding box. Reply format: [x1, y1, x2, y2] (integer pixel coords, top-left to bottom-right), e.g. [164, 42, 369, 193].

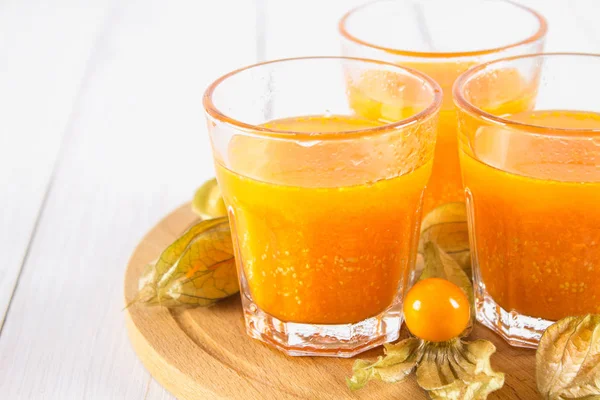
[203, 57, 441, 356]
[454, 53, 600, 348]
[339, 0, 546, 214]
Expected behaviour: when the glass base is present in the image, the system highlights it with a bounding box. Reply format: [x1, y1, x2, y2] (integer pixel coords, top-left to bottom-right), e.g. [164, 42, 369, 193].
[475, 283, 553, 349]
[241, 294, 402, 357]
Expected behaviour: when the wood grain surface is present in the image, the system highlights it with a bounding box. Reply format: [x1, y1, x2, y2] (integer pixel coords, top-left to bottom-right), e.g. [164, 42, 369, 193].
[125, 203, 540, 400]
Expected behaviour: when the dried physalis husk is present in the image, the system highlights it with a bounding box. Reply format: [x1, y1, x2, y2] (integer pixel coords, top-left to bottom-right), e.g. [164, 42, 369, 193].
[421, 242, 473, 304]
[192, 178, 228, 219]
[536, 314, 600, 400]
[416, 339, 504, 400]
[132, 217, 238, 308]
[348, 334, 504, 399]
[347, 242, 503, 399]
[419, 202, 471, 278]
[346, 338, 423, 390]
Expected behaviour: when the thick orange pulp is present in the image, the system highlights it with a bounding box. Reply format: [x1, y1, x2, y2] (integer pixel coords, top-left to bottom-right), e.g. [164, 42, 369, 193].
[216, 115, 432, 324]
[461, 110, 600, 320]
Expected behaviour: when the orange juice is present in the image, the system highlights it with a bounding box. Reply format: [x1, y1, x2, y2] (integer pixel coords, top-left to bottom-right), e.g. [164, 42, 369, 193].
[461, 110, 600, 321]
[216, 115, 432, 324]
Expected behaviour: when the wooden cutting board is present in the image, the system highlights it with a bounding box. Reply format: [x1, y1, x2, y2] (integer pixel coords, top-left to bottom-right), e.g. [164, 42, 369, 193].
[124, 203, 540, 400]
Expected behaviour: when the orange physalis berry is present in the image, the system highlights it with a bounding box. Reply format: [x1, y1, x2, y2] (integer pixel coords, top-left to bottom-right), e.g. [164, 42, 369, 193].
[403, 277, 470, 342]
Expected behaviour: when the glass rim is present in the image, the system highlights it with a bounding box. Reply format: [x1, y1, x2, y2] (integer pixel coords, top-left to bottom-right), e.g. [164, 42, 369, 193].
[453, 52, 600, 137]
[339, 0, 547, 59]
[202, 56, 443, 141]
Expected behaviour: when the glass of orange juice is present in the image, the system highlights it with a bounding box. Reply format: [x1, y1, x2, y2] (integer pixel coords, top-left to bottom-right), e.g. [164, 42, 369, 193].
[203, 57, 441, 356]
[454, 53, 600, 347]
[339, 0, 546, 214]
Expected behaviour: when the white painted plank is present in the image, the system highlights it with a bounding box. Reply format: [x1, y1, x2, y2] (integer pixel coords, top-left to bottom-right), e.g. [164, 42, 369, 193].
[0, 0, 257, 399]
[568, 0, 600, 51]
[263, 0, 366, 59]
[263, 0, 600, 60]
[519, 0, 600, 52]
[145, 380, 177, 400]
[0, 1, 115, 328]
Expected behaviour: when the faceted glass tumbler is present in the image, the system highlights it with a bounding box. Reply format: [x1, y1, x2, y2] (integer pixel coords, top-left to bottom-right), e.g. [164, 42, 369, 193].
[203, 57, 442, 356]
[454, 53, 600, 348]
[339, 0, 547, 214]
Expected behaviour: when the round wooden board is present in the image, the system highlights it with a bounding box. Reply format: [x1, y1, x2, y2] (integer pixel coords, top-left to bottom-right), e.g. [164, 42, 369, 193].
[124, 203, 540, 400]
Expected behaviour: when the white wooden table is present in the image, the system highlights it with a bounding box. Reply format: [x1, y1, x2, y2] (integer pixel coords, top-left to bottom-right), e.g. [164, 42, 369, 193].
[0, 1, 598, 398]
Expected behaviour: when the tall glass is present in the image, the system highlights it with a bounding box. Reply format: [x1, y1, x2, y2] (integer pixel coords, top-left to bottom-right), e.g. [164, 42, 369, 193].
[203, 57, 441, 356]
[454, 53, 600, 347]
[339, 0, 546, 213]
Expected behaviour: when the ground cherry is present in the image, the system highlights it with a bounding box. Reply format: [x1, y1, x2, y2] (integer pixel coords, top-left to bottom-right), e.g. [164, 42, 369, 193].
[403, 277, 470, 342]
